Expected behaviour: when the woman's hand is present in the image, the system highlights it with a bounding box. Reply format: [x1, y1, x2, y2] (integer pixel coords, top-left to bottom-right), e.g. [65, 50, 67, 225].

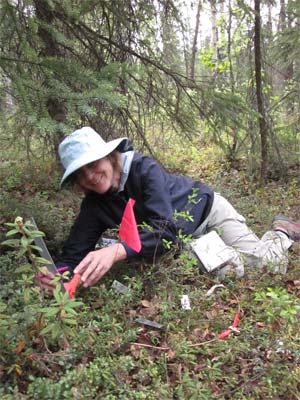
[74, 243, 127, 287]
[34, 268, 56, 294]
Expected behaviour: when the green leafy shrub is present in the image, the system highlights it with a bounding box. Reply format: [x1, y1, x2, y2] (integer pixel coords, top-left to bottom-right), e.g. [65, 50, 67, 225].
[0, 218, 84, 391]
[254, 287, 300, 325]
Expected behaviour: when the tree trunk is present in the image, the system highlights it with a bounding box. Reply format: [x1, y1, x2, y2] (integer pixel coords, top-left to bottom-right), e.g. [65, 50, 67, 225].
[210, 0, 218, 77]
[227, 0, 234, 92]
[279, 0, 287, 31]
[190, 1, 201, 81]
[279, 0, 294, 117]
[254, 0, 268, 182]
[33, 0, 67, 149]
[161, 2, 175, 68]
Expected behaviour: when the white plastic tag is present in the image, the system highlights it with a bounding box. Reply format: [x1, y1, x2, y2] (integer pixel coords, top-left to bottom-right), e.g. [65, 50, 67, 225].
[181, 295, 191, 310]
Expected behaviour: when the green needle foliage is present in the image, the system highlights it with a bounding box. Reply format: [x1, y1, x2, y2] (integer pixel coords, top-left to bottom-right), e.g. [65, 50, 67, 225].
[0, 0, 261, 171]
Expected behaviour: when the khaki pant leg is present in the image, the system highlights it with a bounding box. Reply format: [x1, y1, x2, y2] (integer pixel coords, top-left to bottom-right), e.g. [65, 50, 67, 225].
[203, 193, 293, 272]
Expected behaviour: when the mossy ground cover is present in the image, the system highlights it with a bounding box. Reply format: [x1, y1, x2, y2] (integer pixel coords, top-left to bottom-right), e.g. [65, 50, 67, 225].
[1, 141, 300, 399]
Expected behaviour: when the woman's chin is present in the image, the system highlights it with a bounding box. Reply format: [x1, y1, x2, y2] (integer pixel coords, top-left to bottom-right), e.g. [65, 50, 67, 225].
[93, 183, 116, 194]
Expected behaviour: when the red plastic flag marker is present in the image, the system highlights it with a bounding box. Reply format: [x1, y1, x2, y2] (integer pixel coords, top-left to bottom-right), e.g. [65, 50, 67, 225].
[119, 198, 142, 253]
[64, 273, 81, 299]
[218, 310, 240, 339]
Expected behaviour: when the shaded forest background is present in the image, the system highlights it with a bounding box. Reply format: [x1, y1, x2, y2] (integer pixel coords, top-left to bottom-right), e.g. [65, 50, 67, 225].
[0, 0, 299, 181]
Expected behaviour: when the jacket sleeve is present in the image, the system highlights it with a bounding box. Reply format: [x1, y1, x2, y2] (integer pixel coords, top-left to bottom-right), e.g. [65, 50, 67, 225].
[56, 197, 108, 270]
[123, 158, 179, 260]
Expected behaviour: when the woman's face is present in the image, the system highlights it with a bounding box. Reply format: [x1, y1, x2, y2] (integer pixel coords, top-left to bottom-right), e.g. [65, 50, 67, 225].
[76, 157, 120, 194]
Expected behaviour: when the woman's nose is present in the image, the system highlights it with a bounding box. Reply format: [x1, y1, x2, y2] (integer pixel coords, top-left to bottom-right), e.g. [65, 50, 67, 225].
[82, 167, 95, 181]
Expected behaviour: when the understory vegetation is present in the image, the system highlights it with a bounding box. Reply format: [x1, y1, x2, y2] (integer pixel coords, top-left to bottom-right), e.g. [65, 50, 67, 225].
[1, 140, 300, 399]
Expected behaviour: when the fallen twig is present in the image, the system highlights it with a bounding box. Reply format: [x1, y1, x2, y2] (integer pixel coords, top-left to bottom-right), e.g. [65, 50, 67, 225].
[187, 338, 217, 347]
[131, 342, 170, 351]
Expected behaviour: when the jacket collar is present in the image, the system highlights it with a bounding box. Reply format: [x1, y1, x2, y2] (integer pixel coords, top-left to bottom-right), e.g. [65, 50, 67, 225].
[118, 151, 135, 192]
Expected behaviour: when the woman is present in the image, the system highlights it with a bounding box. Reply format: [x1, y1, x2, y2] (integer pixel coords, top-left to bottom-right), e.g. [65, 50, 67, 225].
[38, 126, 299, 291]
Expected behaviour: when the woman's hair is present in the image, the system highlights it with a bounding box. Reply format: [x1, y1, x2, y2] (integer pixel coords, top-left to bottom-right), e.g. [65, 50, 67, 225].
[107, 151, 122, 177]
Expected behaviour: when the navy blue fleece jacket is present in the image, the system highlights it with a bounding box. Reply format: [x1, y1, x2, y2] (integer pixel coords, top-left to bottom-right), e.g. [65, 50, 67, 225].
[56, 152, 214, 270]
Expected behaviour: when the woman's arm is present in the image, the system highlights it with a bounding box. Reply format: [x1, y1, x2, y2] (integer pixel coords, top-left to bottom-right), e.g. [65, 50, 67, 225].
[56, 196, 109, 270]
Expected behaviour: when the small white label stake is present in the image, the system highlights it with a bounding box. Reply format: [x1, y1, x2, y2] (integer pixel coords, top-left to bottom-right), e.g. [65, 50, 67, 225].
[181, 295, 191, 310]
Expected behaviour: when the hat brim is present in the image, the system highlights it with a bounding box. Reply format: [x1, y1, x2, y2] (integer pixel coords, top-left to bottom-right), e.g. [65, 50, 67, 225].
[60, 137, 128, 188]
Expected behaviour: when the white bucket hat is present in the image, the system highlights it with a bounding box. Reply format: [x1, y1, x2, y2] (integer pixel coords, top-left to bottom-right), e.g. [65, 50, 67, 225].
[59, 126, 128, 187]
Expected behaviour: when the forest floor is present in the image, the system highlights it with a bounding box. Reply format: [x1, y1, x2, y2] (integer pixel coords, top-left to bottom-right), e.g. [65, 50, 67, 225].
[1, 142, 300, 399]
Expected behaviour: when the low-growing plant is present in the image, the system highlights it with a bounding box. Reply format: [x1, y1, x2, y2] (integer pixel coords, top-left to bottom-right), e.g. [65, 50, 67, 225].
[38, 286, 84, 347]
[1, 217, 84, 389]
[254, 287, 300, 325]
